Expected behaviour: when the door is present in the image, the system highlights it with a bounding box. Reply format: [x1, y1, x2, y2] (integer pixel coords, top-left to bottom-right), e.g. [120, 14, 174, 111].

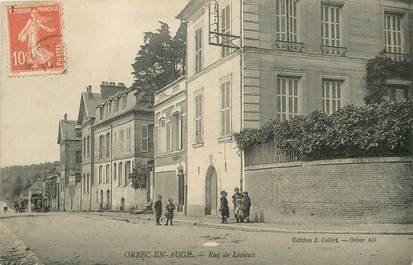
[106, 190, 110, 210]
[205, 166, 217, 215]
[120, 198, 125, 211]
[100, 190, 103, 209]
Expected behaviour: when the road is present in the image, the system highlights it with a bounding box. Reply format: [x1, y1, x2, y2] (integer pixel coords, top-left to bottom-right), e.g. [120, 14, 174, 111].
[0, 213, 412, 265]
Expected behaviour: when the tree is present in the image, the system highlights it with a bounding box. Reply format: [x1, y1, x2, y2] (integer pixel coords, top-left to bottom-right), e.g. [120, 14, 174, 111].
[11, 175, 24, 199]
[131, 21, 186, 105]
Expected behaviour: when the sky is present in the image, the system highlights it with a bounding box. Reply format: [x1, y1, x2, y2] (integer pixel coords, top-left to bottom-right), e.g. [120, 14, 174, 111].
[0, 0, 188, 167]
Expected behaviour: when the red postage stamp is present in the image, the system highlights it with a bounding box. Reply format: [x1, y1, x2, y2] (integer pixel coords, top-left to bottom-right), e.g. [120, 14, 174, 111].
[5, 2, 65, 75]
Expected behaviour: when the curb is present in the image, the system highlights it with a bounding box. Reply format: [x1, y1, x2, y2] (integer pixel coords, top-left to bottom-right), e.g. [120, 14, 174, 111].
[127, 214, 413, 236]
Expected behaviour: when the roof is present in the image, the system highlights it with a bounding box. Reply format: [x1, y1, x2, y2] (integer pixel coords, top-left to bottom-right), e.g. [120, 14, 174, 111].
[57, 119, 80, 144]
[77, 92, 102, 124]
[176, 0, 203, 20]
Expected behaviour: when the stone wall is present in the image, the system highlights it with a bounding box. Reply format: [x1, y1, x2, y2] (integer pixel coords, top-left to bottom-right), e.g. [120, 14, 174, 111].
[245, 157, 413, 224]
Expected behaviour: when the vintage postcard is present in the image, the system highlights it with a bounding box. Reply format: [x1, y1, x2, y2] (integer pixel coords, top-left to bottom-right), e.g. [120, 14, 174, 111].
[0, 0, 412, 265]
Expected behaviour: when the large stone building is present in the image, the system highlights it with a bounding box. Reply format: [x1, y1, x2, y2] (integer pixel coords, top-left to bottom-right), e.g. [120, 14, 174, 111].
[77, 85, 102, 210]
[57, 114, 81, 211]
[176, 0, 412, 216]
[93, 82, 154, 211]
[154, 77, 187, 213]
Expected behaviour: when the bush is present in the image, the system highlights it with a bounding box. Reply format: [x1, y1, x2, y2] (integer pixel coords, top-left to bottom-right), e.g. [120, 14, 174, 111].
[233, 100, 412, 160]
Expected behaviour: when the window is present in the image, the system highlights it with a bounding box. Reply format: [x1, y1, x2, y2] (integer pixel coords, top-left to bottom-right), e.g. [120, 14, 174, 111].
[195, 28, 203, 73]
[100, 107, 104, 120]
[276, 76, 299, 121]
[322, 79, 342, 114]
[86, 136, 90, 158]
[172, 112, 182, 151]
[384, 13, 403, 54]
[148, 125, 154, 153]
[387, 85, 408, 102]
[194, 93, 204, 143]
[127, 126, 132, 153]
[113, 163, 117, 181]
[98, 166, 102, 184]
[122, 95, 127, 109]
[220, 78, 231, 136]
[221, 4, 231, 57]
[86, 174, 89, 193]
[158, 118, 166, 154]
[124, 162, 130, 186]
[120, 129, 124, 153]
[166, 115, 172, 152]
[118, 162, 122, 186]
[126, 127, 131, 153]
[141, 125, 149, 152]
[275, 0, 298, 42]
[82, 138, 86, 158]
[76, 151, 81, 163]
[106, 132, 110, 157]
[321, 4, 341, 47]
[106, 164, 110, 183]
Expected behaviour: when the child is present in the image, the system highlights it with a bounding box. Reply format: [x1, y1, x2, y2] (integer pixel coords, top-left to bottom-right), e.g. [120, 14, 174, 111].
[219, 191, 229, 224]
[165, 198, 176, 226]
[154, 195, 162, 225]
[235, 195, 245, 223]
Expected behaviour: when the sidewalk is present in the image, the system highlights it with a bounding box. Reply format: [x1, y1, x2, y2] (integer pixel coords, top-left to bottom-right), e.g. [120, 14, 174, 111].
[81, 211, 413, 235]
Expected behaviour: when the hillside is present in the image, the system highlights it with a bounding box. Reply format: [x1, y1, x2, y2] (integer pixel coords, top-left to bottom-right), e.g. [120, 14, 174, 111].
[0, 161, 59, 204]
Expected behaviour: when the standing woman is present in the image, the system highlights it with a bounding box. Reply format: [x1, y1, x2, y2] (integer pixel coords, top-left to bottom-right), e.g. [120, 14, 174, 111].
[219, 191, 229, 224]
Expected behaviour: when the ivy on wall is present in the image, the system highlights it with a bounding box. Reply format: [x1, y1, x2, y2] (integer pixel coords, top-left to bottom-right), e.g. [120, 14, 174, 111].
[233, 100, 413, 160]
[364, 53, 413, 104]
[129, 163, 148, 189]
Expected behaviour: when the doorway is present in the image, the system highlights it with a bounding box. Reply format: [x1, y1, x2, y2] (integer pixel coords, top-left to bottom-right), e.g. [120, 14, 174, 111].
[120, 198, 125, 211]
[100, 190, 103, 210]
[205, 166, 217, 215]
[106, 190, 110, 210]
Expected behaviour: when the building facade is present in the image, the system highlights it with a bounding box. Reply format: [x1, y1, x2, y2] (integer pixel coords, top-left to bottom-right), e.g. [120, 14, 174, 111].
[154, 77, 187, 213]
[77, 85, 102, 211]
[177, 0, 412, 216]
[93, 82, 154, 211]
[57, 114, 82, 211]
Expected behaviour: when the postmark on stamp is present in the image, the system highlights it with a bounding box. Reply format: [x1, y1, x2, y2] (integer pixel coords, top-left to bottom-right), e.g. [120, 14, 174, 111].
[5, 2, 65, 76]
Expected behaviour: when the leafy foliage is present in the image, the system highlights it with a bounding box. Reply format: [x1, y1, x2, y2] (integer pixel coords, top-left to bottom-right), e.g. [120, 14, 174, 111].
[234, 101, 412, 160]
[364, 53, 413, 104]
[0, 161, 59, 204]
[131, 21, 186, 105]
[129, 163, 149, 189]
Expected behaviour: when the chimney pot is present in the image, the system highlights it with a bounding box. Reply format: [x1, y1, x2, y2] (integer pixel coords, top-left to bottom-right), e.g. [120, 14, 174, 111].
[86, 85, 91, 94]
[64, 113, 67, 120]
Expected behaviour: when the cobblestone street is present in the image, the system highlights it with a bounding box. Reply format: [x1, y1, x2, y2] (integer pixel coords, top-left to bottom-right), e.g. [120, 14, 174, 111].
[0, 221, 43, 265]
[0, 213, 412, 265]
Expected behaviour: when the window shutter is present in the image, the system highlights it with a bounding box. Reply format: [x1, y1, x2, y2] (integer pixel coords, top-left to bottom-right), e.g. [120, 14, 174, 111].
[148, 125, 154, 153]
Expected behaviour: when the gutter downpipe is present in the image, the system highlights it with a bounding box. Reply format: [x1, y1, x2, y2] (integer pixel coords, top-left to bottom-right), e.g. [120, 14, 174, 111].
[239, 0, 244, 192]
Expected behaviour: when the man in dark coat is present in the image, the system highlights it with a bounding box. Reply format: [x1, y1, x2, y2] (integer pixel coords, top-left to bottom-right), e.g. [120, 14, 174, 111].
[242, 191, 251, 223]
[154, 195, 162, 225]
[219, 191, 229, 224]
[165, 198, 176, 226]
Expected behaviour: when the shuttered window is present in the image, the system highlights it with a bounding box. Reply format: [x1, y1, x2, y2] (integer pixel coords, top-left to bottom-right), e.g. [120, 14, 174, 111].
[220, 79, 231, 136]
[195, 93, 204, 143]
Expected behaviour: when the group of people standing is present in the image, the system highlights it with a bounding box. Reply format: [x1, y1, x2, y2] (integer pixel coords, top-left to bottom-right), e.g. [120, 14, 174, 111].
[153, 195, 176, 226]
[153, 187, 252, 226]
[220, 187, 251, 224]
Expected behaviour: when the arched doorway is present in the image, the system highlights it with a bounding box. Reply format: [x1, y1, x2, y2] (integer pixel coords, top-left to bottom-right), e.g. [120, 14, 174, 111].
[205, 166, 217, 215]
[120, 198, 125, 211]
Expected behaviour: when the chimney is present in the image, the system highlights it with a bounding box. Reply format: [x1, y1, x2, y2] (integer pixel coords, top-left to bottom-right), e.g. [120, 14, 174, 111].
[100, 81, 126, 100]
[64, 113, 67, 121]
[86, 85, 92, 94]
